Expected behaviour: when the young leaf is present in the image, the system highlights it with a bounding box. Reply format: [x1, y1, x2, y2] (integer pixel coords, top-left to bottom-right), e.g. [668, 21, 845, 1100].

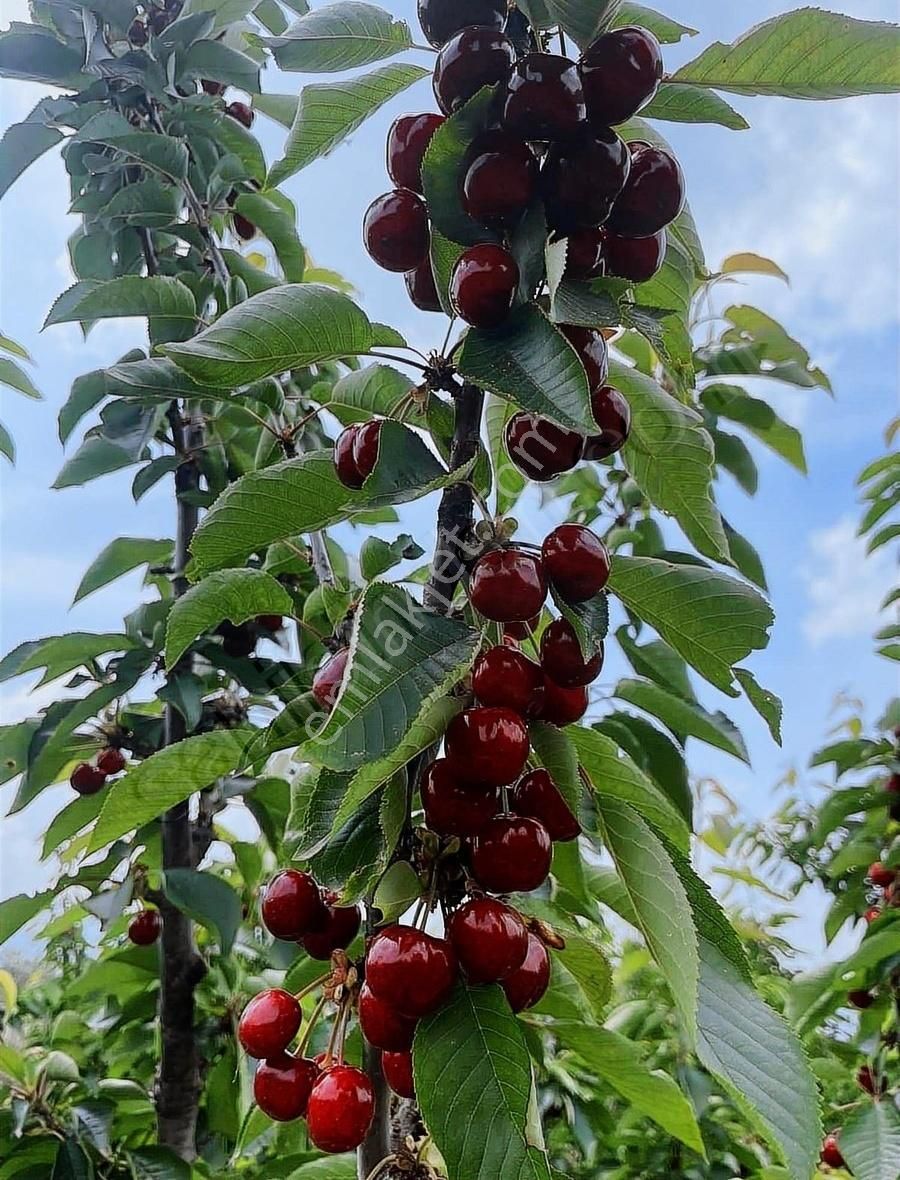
[267, 2, 414, 72]
[720, 252, 789, 283]
[735, 667, 783, 745]
[73, 537, 173, 605]
[163, 869, 242, 954]
[165, 569, 294, 668]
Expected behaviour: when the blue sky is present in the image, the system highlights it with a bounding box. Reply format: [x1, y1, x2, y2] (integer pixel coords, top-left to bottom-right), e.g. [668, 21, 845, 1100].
[1, 1, 898, 963]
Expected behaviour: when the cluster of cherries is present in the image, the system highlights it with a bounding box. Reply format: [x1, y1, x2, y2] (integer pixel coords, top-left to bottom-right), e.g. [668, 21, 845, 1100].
[69, 746, 127, 796]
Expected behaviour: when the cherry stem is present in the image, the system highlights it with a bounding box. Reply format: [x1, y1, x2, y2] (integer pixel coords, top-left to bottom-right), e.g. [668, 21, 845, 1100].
[367, 349, 430, 372]
[364, 1154, 402, 1180]
[293, 971, 331, 1003]
[297, 993, 329, 1057]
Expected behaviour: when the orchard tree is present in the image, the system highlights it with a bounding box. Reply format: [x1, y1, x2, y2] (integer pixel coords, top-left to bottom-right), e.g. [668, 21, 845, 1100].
[0, 2, 899, 1179]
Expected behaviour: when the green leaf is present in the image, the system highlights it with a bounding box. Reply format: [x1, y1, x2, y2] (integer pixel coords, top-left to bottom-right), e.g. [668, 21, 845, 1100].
[325, 363, 413, 423]
[163, 868, 241, 954]
[287, 1158, 357, 1179]
[595, 711, 692, 826]
[614, 677, 749, 762]
[166, 569, 293, 668]
[51, 1139, 91, 1180]
[360, 533, 425, 581]
[234, 191, 305, 281]
[612, 5, 697, 43]
[267, 2, 414, 71]
[0, 891, 54, 946]
[701, 383, 807, 473]
[415, 984, 554, 1180]
[72, 111, 189, 180]
[45, 277, 197, 344]
[0, 420, 13, 463]
[544, 0, 620, 48]
[720, 252, 789, 283]
[421, 86, 500, 248]
[840, 1100, 900, 1180]
[268, 63, 428, 186]
[0, 100, 65, 200]
[642, 82, 748, 129]
[0, 632, 137, 687]
[178, 38, 261, 92]
[0, 357, 41, 400]
[609, 556, 774, 695]
[53, 436, 143, 489]
[735, 667, 782, 745]
[73, 537, 172, 604]
[673, 9, 900, 98]
[0, 26, 84, 85]
[129, 1147, 191, 1179]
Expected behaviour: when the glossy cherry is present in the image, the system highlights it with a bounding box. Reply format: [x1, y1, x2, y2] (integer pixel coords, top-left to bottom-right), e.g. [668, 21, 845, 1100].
[238, 989, 302, 1060]
[261, 869, 327, 941]
[564, 227, 605, 281]
[542, 524, 610, 603]
[254, 1054, 320, 1122]
[580, 26, 663, 126]
[417, 0, 506, 48]
[537, 676, 589, 727]
[505, 412, 584, 482]
[444, 707, 530, 788]
[449, 897, 528, 983]
[540, 619, 604, 689]
[820, 1135, 845, 1169]
[607, 143, 685, 238]
[471, 815, 552, 894]
[502, 932, 551, 1012]
[511, 768, 580, 842]
[472, 645, 543, 714]
[433, 27, 516, 115]
[868, 860, 896, 888]
[363, 189, 429, 272]
[312, 647, 350, 710]
[847, 988, 874, 1009]
[365, 925, 458, 1019]
[128, 909, 161, 946]
[463, 131, 537, 227]
[559, 323, 609, 391]
[469, 548, 547, 622]
[601, 227, 666, 282]
[306, 1065, 375, 1153]
[382, 1051, 416, 1099]
[584, 386, 632, 460]
[301, 903, 361, 960]
[405, 259, 443, 312]
[358, 982, 417, 1052]
[334, 420, 382, 489]
[226, 101, 254, 128]
[96, 747, 126, 775]
[541, 128, 631, 231]
[503, 53, 586, 142]
[504, 614, 541, 641]
[70, 762, 107, 795]
[387, 113, 445, 192]
[421, 757, 501, 838]
[450, 243, 519, 328]
[857, 1064, 886, 1095]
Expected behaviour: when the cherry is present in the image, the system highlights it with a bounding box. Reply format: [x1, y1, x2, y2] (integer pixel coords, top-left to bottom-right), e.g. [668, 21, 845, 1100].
[233, 213, 256, 240]
[405, 259, 443, 312]
[503, 53, 586, 142]
[365, 925, 458, 1019]
[580, 26, 663, 126]
[387, 113, 445, 193]
[238, 989, 302, 1059]
[564, 227, 605, 281]
[505, 412, 584, 482]
[471, 815, 552, 893]
[382, 1050, 416, 1099]
[254, 1054, 320, 1122]
[258, 614, 284, 632]
[220, 620, 255, 657]
[417, 0, 506, 48]
[71, 762, 107, 796]
[504, 614, 541, 640]
[472, 645, 542, 714]
[864, 906, 881, 924]
[334, 420, 382, 489]
[857, 1064, 886, 1095]
[96, 748, 125, 775]
[469, 547, 547, 623]
[541, 128, 631, 231]
[128, 17, 148, 45]
[502, 932, 551, 1012]
[583, 386, 632, 460]
[537, 676, 589, 726]
[226, 101, 254, 129]
[433, 27, 516, 115]
[542, 524, 610, 603]
[540, 619, 604, 689]
[358, 983, 417, 1052]
[306, 1065, 375, 1153]
[301, 903, 361, 960]
[868, 861, 896, 888]
[463, 131, 537, 227]
[511, 768, 580, 841]
[848, 988, 875, 1009]
[449, 897, 528, 983]
[201, 78, 226, 96]
[262, 869, 327, 941]
[559, 323, 609, 391]
[887, 773, 900, 794]
[363, 189, 429, 272]
[444, 707, 530, 788]
[820, 1135, 845, 1169]
[312, 648, 350, 710]
[450, 243, 519, 328]
[607, 143, 685, 238]
[421, 757, 501, 838]
[128, 909, 161, 946]
[601, 227, 666, 282]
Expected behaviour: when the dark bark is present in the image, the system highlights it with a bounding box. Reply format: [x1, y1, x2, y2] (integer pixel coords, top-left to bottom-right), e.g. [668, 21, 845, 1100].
[357, 1042, 393, 1180]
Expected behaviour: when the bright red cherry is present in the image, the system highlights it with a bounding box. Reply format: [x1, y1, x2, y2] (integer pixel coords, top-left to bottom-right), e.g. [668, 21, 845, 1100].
[542, 524, 610, 603]
[864, 906, 882, 924]
[868, 861, 896, 888]
[449, 897, 528, 983]
[601, 227, 666, 282]
[433, 27, 516, 115]
[226, 100, 254, 128]
[450, 243, 519, 329]
[312, 648, 350, 710]
[382, 1050, 416, 1099]
[502, 932, 551, 1011]
[820, 1134, 845, 1169]
[365, 926, 458, 1019]
[469, 548, 547, 622]
[847, 988, 874, 1009]
[607, 144, 685, 238]
[541, 128, 631, 231]
[363, 189, 429, 272]
[387, 113, 445, 193]
[537, 676, 589, 726]
[417, 0, 506, 48]
[511, 768, 580, 841]
[96, 747, 126, 775]
[444, 707, 530, 788]
[471, 815, 552, 893]
[405, 259, 443, 312]
[70, 762, 107, 796]
[421, 757, 501, 838]
[505, 412, 584, 482]
[358, 983, 417, 1052]
[463, 131, 537, 227]
[584, 386, 632, 460]
[540, 619, 604, 689]
[857, 1064, 886, 1095]
[301, 904, 361, 960]
[580, 27, 663, 126]
[238, 989, 302, 1059]
[261, 869, 327, 941]
[472, 645, 543, 714]
[564, 227, 605, 281]
[128, 909, 161, 946]
[503, 53, 586, 142]
[254, 1054, 320, 1122]
[559, 323, 609, 391]
[306, 1065, 375, 1153]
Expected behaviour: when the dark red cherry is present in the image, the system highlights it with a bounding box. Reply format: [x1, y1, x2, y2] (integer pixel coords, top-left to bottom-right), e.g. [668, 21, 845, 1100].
[261, 869, 327, 941]
[504, 614, 541, 640]
[541, 128, 630, 231]
[226, 101, 254, 129]
[847, 988, 874, 1009]
[358, 983, 417, 1052]
[382, 1051, 416, 1099]
[820, 1135, 845, 1170]
[449, 897, 528, 983]
[445, 707, 530, 788]
[421, 758, 501, 838]
[470, 815, 552, 894]
[233, 213, 256, 240]
[387, 113, 445, 193]
[502, 932, 551, 1011]
[503, 53, 586, 142]
[537, 676, 589, 726]
[511, 768, 581, 841]
[312, 647, 350, 710]
[463, 131, 537, 227]
[128, 909, 161, 946]
[417, 0, 506, 48]
[868, 861, 896, 888]
[71, 762, 107, 795]
[365, 926, 458, 1019]
[542, 524, 610, 602]
[201, 78, 226, 96]
[564, 227, 606, 280]
[607, 144, 685, 238]
[353, 419, 382, 481]
[559, 323, 609, 391]
[306, 1065, 375, 1153]
[96, 747, 126, 775]
[469, 548, 547, 622]
[254, 1054, 320, 1122]
[505, 412, 584, 482]
[580, 27, 663, 126]
[363, 189, 429, 272]
[301, 904, 361, 960]
[238, 989, 302, 1059]
[433, 27, 516, 115]
[450, 243, 519, 329]
[405, 259, 443, 312]
[584, 386, 631, 460]
[857, 1065, 886, 1095]
[129, 18, 148, 45]
[258, 614, 284, 632]
[220, 620, 255, 658]
[601, 226, 666, 282]
[472, 645, 543, 714]
[540, 619, 604, 689]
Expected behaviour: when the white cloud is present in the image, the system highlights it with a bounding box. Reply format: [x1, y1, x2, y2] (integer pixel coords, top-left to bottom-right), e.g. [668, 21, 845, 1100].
[801, 514, 895, 646]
